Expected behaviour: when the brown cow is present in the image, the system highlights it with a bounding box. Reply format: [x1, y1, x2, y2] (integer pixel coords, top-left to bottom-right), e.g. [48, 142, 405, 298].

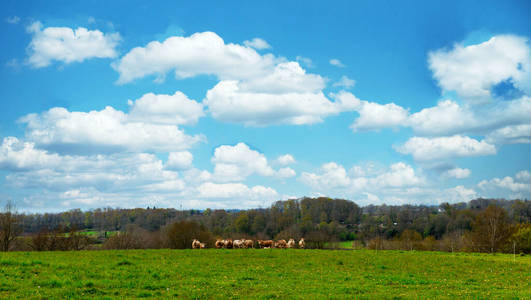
[243, 239, 254, 249]
[224, 239, 233, 249]
[192, 239, 201, 249]
[299, 238, 305, 249]
[200, 243, 206, 249]
[287, 238, 296, 248]
[275, 239, 287, 249]
[215, 239, 224, 249]
[258, 240, 273, 248]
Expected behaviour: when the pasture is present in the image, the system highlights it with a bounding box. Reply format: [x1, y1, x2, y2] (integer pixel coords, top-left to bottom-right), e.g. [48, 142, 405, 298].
[0, 249, 529, 299]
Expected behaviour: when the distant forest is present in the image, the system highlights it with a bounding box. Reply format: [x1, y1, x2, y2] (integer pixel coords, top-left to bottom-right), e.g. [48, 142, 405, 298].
[1, 197, 530, 253]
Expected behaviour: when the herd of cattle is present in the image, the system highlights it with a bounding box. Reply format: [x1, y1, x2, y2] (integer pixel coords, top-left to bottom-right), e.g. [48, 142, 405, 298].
[192, 238, 305, 249]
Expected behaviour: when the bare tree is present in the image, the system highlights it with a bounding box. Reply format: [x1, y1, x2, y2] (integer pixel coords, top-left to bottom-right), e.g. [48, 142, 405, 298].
[0, 201, 22, 251]
[469, 205, 513, 253]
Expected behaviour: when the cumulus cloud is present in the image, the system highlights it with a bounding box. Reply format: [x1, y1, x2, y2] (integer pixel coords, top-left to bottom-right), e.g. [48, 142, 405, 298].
[197, 182, 277, 199]
[373, 162, 424, 188]
[114, 31, 365, 126]
[211, 143, 293, 181]
[0, 138, 284, 210]
[166, 151, 193, 170]
[485, 124, 531, 144]
[19, 106, 204, 154]
[26, 21, 121, 68]
[277, 167, 296, 179]
[243, 38, 271, 50]
[300, 161, 423, 192]
[298, 161, 479, 205]
[428, 35, 531, 104]
[516, 170, 531, 182]
[478, 171, 531, 198]
[351, 101, 409, 132]
[295, 56, 314, 68]
[300, 162, 354, 189]
[344, 34, 531, 143]
[407, 100, 478, 136]
[204, 72, 356, 126]
[395, 135, 496, 161]
[333, 75, 355, 89]
[442, 167, 471, 179]
[0, 137, 61, 171]
[113, 31, 278, 84]
[276, 154, 295, 165]
[329, 58, 345, 67]
[127, 91, 204, 125]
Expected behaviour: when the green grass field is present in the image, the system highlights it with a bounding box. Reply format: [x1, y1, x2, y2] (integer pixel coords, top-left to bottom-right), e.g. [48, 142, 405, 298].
[0, 249, 529, 299]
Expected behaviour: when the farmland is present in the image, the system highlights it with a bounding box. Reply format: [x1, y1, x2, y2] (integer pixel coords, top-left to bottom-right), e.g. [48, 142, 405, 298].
[0, 250, 529, 299]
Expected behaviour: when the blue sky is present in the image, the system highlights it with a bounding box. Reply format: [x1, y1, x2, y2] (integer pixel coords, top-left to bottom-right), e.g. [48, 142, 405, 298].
[1, 0, 530, 212]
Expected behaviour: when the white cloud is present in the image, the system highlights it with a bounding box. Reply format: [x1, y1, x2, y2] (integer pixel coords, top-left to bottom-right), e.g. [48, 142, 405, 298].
[5, 16, 20, 24]
[113, 31, 278, 84]
[19, 106, 204, 154]
[114, 31, 364, 126]
[237, 62, 325, 94]
[485, 124, 531, 144]
[396, 135, 496, 161]
[197, 182, 277, 199]
[373, 162, 424, 188]
[0, 137, 61, 171]
[204, 75, 355, 126]
[26, 21, 121, 68]
[298, 161, 471, 205]
[4, 149, 181, 191]
[276, 154, 295, 165]
[210, 143, 298, 181]
[211, 143, 275, 181]
[300, 162, 353, 189]
[442, 167, 471, 179]
[277, 167, 296, 179]
[300, 161, 423, 192]
[0, 138, 288, 211]
[407, 100, 478, 136]
[351, 101, 409, 131]
[329, 58, 345, 67]
[243, 38, 271, 50]
[333, 75, 355, 89]
[478, 171, 531, 198]
[127, 91, 204, 125]
[428, 35, 531, 104]
[516, 170, 531, 182]
[296, 56, 314, 68]
[342, 91, 531, 141]
[166, 151, 193, 170]
[443, 185, 478, 203]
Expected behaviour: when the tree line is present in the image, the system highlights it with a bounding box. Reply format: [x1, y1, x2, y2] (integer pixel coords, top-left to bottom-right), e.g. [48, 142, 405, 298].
[1, 197, 530, 253]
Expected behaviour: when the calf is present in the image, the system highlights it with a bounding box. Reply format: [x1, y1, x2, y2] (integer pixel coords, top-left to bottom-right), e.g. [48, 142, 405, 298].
[200, 243, 206, 249]
[215, 239, 224, 249]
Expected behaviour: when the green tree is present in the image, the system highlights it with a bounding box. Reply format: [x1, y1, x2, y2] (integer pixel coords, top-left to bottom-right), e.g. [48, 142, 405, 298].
[509, 223, 531, 254]
[234, 213, 250, 234]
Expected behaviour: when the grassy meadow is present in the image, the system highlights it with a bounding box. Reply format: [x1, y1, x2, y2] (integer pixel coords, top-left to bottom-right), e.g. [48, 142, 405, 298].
[0, 249, 529, 299]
